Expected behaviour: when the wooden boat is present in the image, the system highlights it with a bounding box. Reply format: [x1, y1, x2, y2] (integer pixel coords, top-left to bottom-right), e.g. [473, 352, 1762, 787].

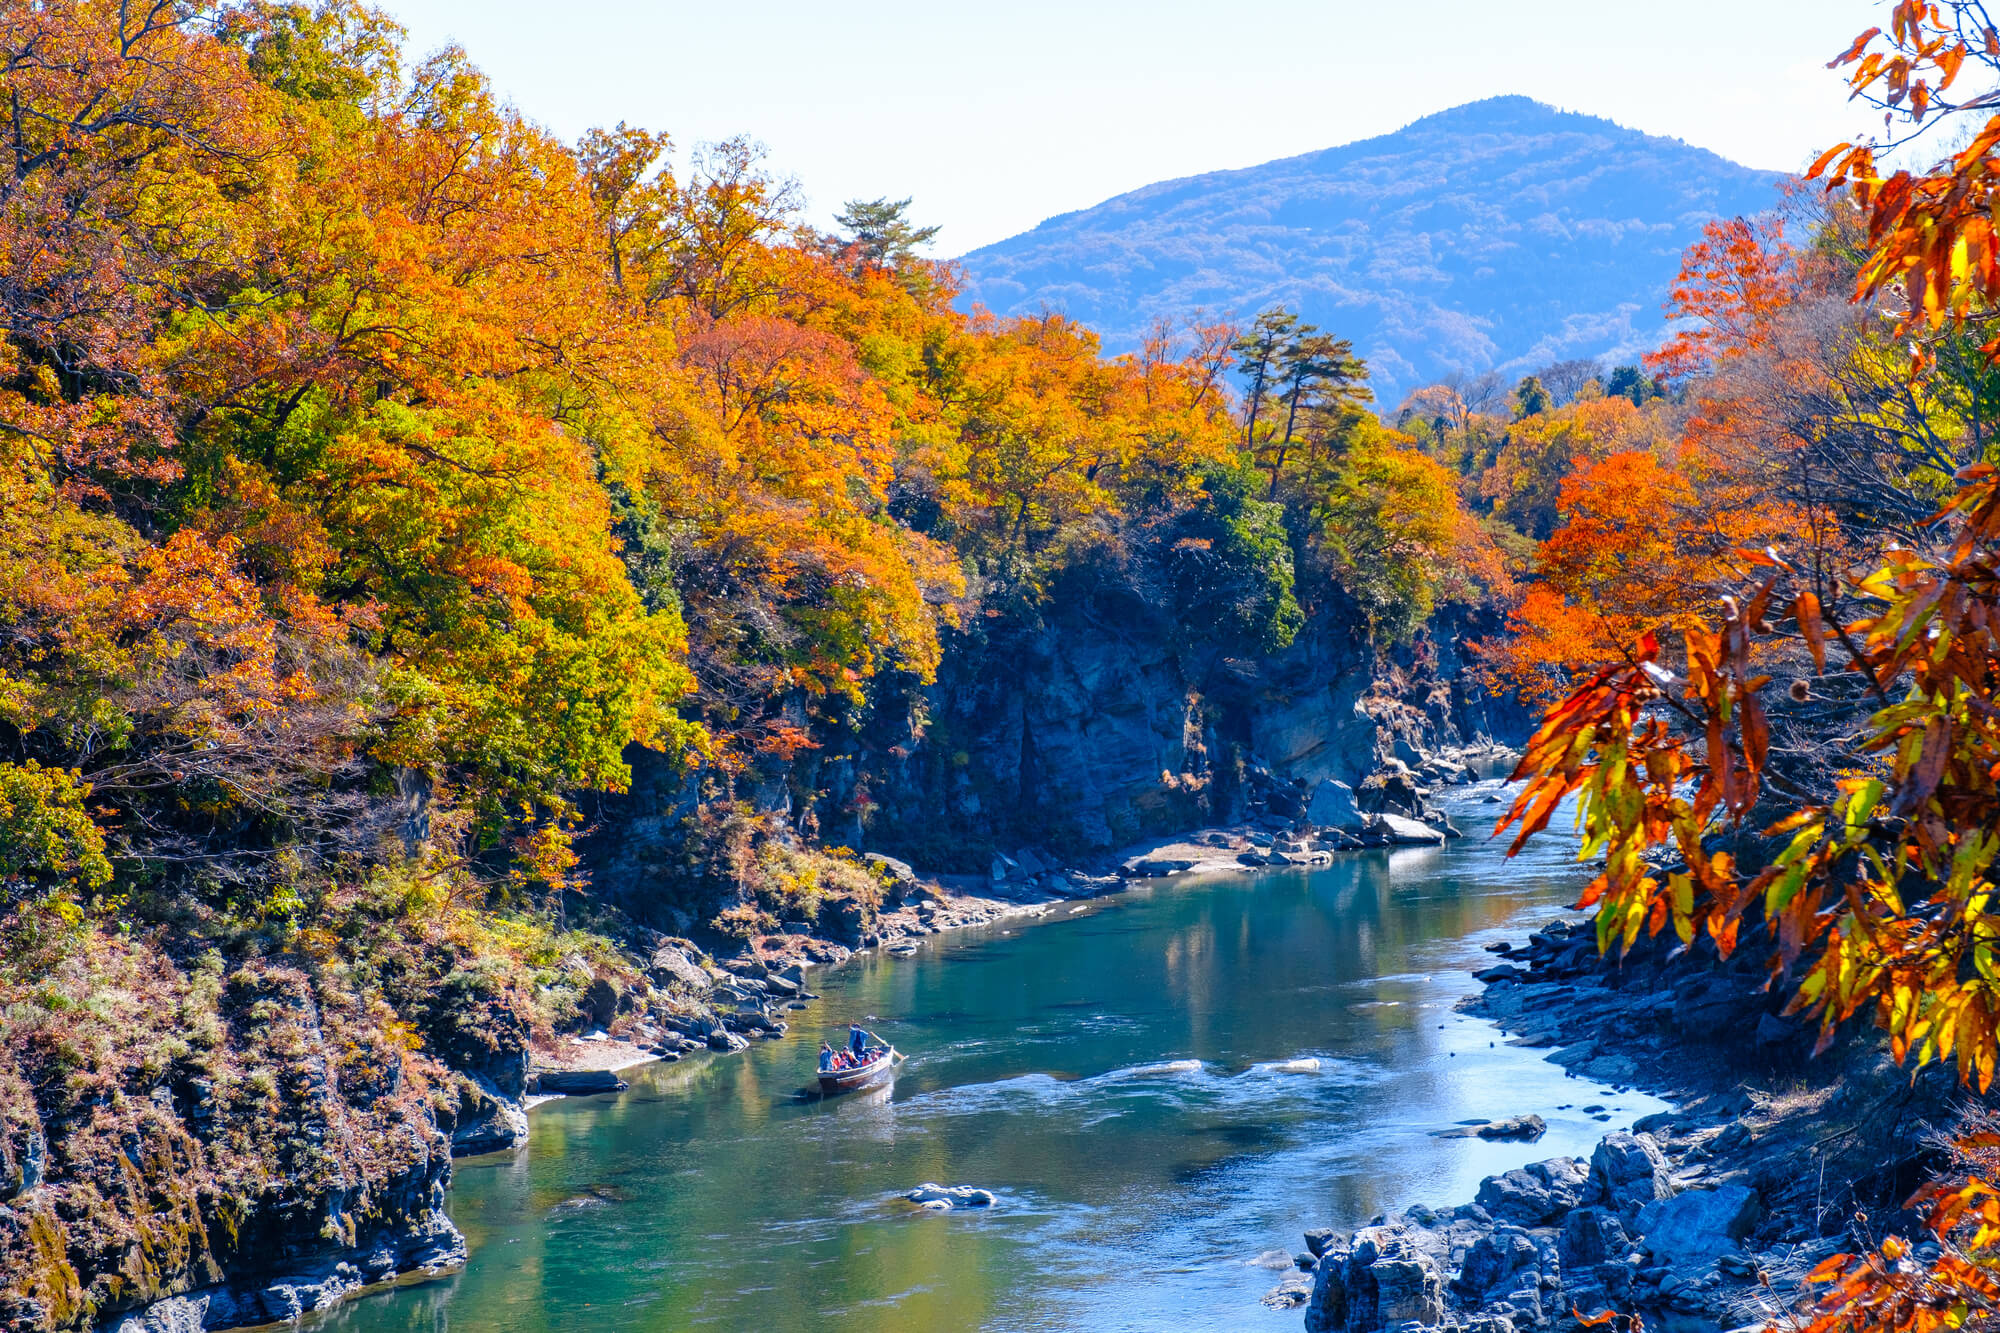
[818, 1046, 896, 1093]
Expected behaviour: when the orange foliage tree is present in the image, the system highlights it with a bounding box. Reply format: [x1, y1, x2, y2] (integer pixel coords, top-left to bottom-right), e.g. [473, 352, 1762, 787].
[1486, 442, 1809, 703]
[1478, 395, 1676, 541]
[1480, 205, 1857, 704]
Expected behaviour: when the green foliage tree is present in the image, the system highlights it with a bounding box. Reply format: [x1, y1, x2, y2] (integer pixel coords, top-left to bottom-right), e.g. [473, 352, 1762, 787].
[0, 764, 111, 891]
[1154, 465, 1303, 654]
[1263, 331, 1371, 498]
[1512, 374, 1552, 419]
[1230, 307, 1301, 450]
[835, 196, 942, 271]
[1602, 363, 1657, 407]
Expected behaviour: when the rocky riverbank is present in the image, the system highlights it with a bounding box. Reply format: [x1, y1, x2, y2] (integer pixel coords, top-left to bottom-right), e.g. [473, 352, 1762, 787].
[1103, 743, 1516, 882]
[523, 871, 1108, 1101]
[530, 755, 1520, 1118]
[18, 870, 1081, 1333]
[13, 948, 477, 1333]
[1282, 916, 1955, 1333]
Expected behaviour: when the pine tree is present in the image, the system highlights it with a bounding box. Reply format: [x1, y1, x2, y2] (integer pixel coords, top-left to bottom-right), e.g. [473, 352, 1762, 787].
[835, 196, 941, 270]
[1230, 307, 1301, 450]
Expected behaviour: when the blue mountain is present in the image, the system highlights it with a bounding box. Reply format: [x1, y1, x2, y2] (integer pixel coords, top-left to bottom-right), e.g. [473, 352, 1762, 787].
[953, 96, 1786, 405]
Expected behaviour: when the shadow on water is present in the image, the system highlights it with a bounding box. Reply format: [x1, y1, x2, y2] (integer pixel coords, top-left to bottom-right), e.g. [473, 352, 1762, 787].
[315, 787, 1665, 1333]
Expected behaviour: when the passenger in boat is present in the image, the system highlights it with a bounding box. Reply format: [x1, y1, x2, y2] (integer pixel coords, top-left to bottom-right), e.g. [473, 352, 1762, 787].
[819, 1043, 835, 1073]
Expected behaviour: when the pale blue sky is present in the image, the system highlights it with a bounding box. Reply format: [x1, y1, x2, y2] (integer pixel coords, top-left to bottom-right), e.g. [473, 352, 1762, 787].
[381, 0, 1882, 254]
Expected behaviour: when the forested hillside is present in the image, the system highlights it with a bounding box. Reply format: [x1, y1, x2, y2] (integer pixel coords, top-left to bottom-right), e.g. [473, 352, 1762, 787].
[955, 96, 1782, 402]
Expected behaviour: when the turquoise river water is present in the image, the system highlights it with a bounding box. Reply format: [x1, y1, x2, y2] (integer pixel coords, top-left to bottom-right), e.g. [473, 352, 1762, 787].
[319, 788, 1663, 1332]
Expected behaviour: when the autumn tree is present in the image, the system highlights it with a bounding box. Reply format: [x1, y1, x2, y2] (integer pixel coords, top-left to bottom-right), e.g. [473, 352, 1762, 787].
[1479, 395, 1676, 540]
[1482, 446, 1804, 701]
[1500, 7, 2000, 1330]
[1316, 425, 1507, 639]
[0, 2, 709, 907]
[1396, 382, 1473, 438]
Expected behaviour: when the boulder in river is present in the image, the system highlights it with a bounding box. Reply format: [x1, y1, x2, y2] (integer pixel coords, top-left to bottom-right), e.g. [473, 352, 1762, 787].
[1375, 813, 1446, 845]
[1474, 1113, 1546, 1142]
[906, 1183, 996, 1210]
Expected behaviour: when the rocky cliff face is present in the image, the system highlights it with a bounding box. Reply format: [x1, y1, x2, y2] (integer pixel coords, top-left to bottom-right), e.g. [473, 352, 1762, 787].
[0, 937, 535, 1331]
[589, 597, 1517, 901]
[832, 600, 1512, 867]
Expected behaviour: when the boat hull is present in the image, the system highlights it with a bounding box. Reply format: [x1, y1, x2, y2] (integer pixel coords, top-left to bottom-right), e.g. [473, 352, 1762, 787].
[818, 1048, 895, 1092]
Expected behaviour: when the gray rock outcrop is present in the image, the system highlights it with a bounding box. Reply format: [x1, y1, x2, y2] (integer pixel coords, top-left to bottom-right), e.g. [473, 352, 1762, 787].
[1635, 1186, 1759, 1263]
[1307, 780, 1369, 834]
[1305, 1226, 1447, 1333]
[1590, 1132, 1674, 1219]
[1473, 1156, 1589, 1225]
[1301, 1149, 1766, 1333]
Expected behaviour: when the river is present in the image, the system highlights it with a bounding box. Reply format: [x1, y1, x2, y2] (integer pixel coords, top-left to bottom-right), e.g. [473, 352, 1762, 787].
[321, 788, 1663, 1332]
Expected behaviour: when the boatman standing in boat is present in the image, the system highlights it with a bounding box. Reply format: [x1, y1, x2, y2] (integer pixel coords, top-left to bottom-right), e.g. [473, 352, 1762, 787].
[848, 1023, 871, 1061]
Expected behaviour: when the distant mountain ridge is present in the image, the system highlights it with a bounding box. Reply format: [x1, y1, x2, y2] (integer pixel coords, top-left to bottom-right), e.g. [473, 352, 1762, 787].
[953, 96, 1785, 405]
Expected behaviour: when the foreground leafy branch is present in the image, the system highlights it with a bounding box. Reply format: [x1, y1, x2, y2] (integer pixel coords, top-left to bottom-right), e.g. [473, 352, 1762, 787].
[1500, 459, 2000, 1324]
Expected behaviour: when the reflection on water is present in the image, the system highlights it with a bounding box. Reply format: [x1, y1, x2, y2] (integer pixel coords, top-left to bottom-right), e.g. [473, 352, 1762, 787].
[320, 788, 1663, 1333]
